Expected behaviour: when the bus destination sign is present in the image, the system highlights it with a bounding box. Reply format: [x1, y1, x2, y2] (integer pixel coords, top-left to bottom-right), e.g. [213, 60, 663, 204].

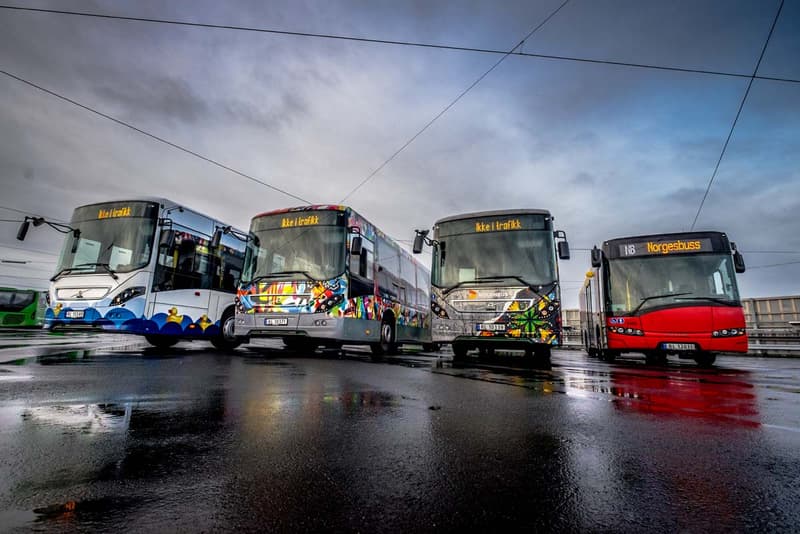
[254, 210, 345, 231]
[474, 218, 523, 232]
[619, 238, 714, 257]
[73, 201, 159, 222]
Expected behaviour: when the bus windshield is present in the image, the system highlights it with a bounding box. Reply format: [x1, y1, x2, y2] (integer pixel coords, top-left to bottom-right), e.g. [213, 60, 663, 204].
[243, 218, 346, 283]
[607, 253, 741, 314]
[433, 230, 556, 289]
[56, 210, 158, 275]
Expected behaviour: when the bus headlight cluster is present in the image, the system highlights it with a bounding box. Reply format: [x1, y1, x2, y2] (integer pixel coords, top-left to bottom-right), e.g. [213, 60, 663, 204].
[431, 302, 449, 319]
[612, 327, 644, 336]
[712, 328, 745, 337]
[435, 322, 454, 332]
[313, 319, 329, 327]
[111, 286, 145, 306]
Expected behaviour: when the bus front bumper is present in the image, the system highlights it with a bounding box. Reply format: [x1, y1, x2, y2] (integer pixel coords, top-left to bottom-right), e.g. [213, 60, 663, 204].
[236, 313, 351, 340]
[607, 331, 748, 354]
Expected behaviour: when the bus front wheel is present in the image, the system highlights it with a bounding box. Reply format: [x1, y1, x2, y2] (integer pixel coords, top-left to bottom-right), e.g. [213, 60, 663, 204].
[694, 352, 716, 367]
[211, 309, 242, 351]
[452, 343, 468, 362]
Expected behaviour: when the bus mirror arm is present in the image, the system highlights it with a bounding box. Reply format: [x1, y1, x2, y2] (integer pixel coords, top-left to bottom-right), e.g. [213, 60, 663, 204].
[211, 226, 251, 248]
[17, 217, 80, 250]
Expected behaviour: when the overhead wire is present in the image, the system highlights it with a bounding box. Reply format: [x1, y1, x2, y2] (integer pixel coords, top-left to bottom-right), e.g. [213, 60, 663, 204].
[0, 70, 313, 205]
[0, 4, 798, 84]
[689, 0, 785, 231]
[339, 0, 572, 203]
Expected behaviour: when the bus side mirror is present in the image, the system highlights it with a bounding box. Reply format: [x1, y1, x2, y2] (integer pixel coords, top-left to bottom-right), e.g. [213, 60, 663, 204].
[210, 228, 222, 249]
[16, 220, 30, 241]
[590, 246, 602, 268]
[413, 229, 430, 254]
[159, 229, 174, 250]
[557, 241, 570, 260]
[733, 250, 746, 273]
[351, 236, 362, 256]
[413, 234, 425, 254]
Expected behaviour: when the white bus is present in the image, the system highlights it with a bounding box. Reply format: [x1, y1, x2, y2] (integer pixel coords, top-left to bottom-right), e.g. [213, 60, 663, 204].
[234, 205, 433, 358]
[17, 198, 245, 349]
[413, 209, 570, 362]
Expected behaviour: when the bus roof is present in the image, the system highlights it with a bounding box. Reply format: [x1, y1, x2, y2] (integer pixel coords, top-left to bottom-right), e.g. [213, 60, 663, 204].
[252, 205, 348, 219]
[434, 209, 552, 226]
[71, 198, 244, 232]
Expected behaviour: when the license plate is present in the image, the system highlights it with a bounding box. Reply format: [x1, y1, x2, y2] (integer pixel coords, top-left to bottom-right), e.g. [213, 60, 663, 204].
[65, 310, 85, 319]
[476, 322, 506, 332]
[662, 342, 697, 351]
[264, 317, 289, 326]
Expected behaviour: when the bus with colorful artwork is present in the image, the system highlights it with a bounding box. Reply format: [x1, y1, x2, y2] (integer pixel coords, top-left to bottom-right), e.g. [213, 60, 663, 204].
[412, 209, 571, 362]
[0, 287, 46, 328]
[579, 231, 747, 367]
[234, 205, 432, 357]
[16, 198, 246, 349]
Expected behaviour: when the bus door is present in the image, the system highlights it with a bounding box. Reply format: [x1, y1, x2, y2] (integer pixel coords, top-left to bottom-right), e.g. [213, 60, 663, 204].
[150, 214, 214, 327]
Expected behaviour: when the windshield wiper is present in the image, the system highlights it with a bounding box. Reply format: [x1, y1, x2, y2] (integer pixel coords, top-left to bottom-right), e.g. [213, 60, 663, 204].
[475, 275, 560, 295]
[442, 276, 554, 296]
[628, 292, 691, 315]
[244, 271, 316, 285]
[675, 296, 737, 306]
[74, 262, 119, 280]
[50, 267, 82, 282]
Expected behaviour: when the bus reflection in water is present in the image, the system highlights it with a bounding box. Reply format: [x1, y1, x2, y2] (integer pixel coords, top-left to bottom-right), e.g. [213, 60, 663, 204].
[579, 231, 747, 367]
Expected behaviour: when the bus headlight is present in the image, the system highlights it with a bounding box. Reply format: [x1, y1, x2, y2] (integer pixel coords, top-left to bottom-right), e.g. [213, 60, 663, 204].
[111, 286, 146, 306]
[712, 328, 745, 337]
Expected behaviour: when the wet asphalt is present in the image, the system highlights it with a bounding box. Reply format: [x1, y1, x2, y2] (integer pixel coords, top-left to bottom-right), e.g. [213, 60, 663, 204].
[0, 333, 799, 532]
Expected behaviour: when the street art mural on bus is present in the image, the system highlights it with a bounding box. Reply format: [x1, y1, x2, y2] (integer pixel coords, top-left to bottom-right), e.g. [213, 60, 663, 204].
[430, 285, 561, 345]
[45, 298, 224, 337]
[237, 275, 427, 328]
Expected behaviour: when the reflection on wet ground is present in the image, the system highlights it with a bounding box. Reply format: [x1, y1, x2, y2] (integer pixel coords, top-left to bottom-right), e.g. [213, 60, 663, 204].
[0, 342, 799, 531]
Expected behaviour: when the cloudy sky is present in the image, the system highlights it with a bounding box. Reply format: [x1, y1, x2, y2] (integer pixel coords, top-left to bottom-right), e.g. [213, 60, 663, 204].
[1, 0, 798, 307]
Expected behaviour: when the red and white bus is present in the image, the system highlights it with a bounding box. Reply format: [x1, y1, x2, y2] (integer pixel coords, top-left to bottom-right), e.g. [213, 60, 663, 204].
[579, 231, 747, 366]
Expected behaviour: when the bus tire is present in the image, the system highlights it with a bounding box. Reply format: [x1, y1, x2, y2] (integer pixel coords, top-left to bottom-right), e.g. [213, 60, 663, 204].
[211, 309, 242, 351]
[370, 316, 396, 359]
[645, 351, 667, 365]
[145, 335, 179, 349]
[422, 343, 441, 353]
[694, 352, 716, 367]
[452, 343, 468, 362]
[599, 350, 616, 363]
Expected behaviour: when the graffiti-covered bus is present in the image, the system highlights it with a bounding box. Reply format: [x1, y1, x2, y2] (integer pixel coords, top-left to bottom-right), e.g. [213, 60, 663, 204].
[234, 205, 433, 358]
[579, 231, 747, 367]
[17, 198, 245, 349]
[413, 209, 570, 362]
[0, 287, 46, 328]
